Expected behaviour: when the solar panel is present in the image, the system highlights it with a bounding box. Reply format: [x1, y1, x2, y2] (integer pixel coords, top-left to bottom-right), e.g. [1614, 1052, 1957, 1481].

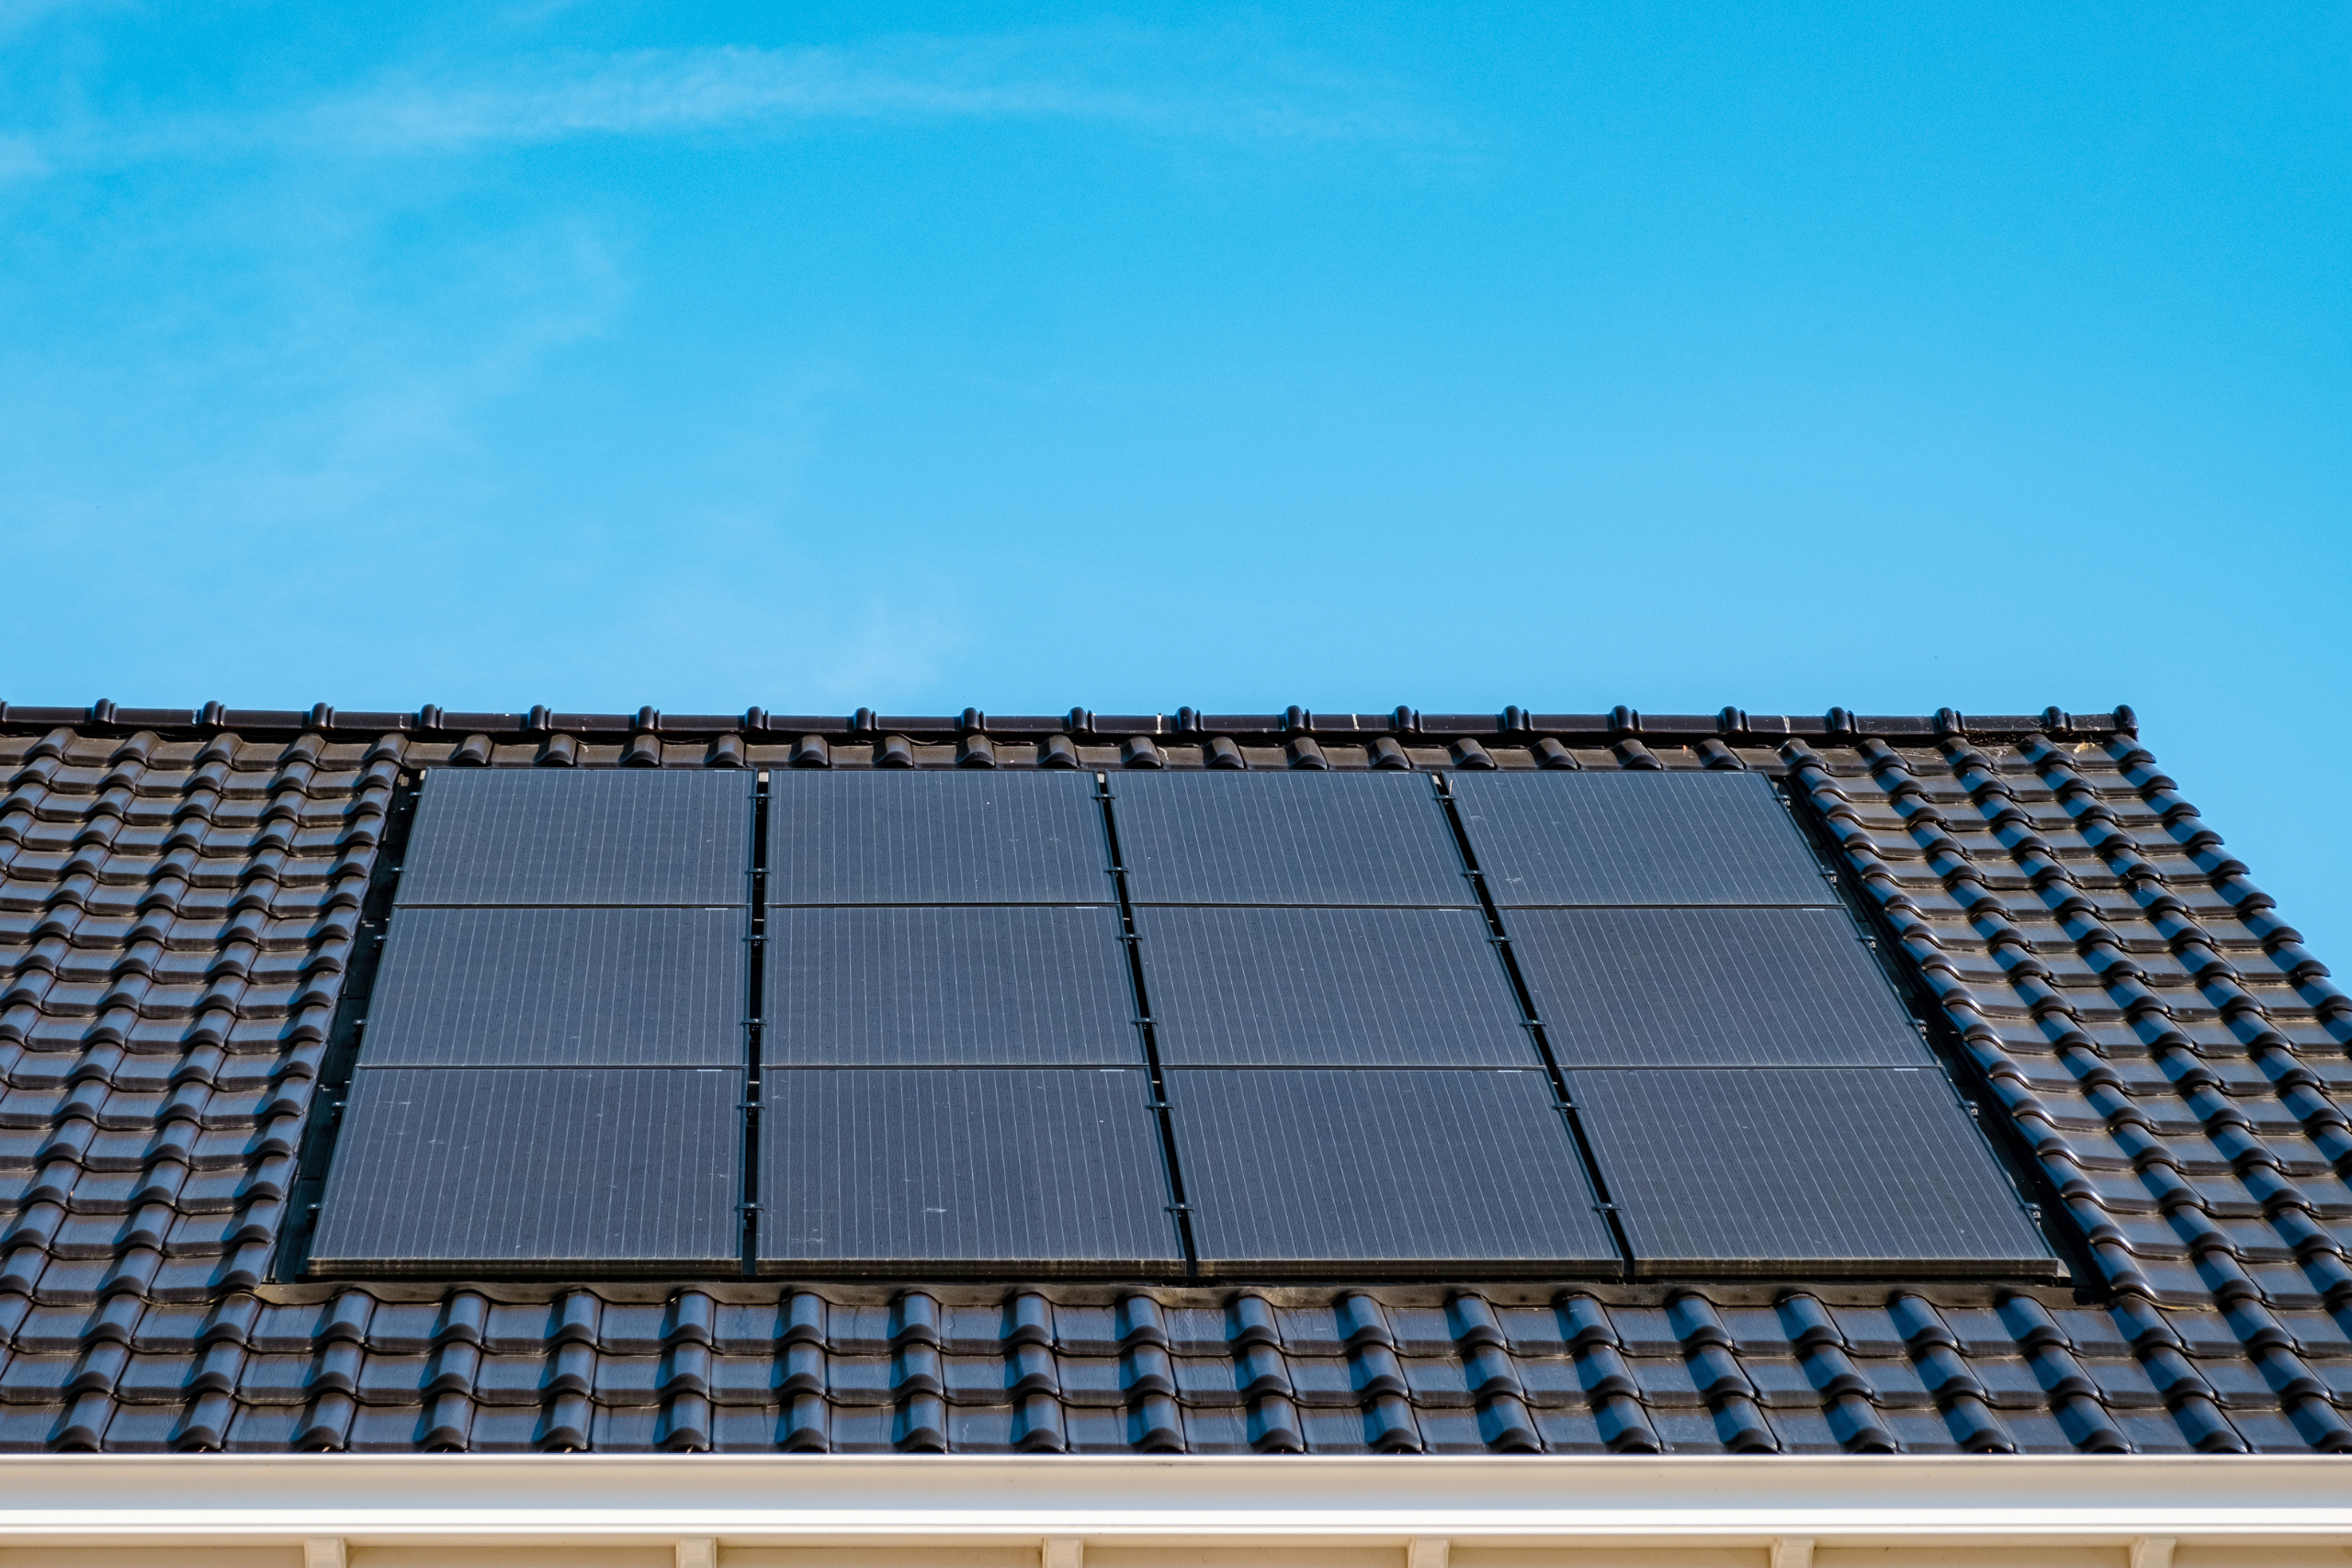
[1134, 905, 1535, 1066]
[766, 770, 1110, 905]
[1451, 771, 1836, 907]
[396, 769, 752, 907]
[1508, 907, 1930, 1067]
[763, 906, 1140, 1066]
[1568, 1066, 2057, 1277]
[362, 907, 747, 1067]
[758, 1068, 1182, 1269]
[1109, 771, 1470, 907]
[1167, 1067, 1620, 1271]
[311, 1067, 742, 1270]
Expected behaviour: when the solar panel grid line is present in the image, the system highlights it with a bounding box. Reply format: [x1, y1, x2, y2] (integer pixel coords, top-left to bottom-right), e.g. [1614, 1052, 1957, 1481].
[312, 1066, 743, 1271]
[763, 906, 1141, 1066]
[765, 770, 1112, 905]
[1506, 907, 1934, 1068]
[1451, 771, 1838, 908]
[1566, 1066, 2058, 1279]
[360, 906, 750, 1068]
[1108, 771, 1473, 907]
[1091, 773, 1204, 1273]
[1424, 770, 1639, 1276]
[394, 768, 755, 907]
[1132, 905, 1538, 1067]
[1167, 1066, 1621, 1273]
[741, 767, 774, 1277]
[759, 1067, 1182, 1272]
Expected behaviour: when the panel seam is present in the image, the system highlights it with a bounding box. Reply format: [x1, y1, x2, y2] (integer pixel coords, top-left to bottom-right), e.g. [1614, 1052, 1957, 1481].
[1430, 772, 1635, 1282]
[743, 771, 769, 1278]
[1096, 773, 1201, 1279]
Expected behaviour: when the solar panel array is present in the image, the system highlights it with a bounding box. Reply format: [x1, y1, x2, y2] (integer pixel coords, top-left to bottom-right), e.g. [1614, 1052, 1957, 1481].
[315, 770, 753, 1271]
[1106, 770, 1608, 1270]
[313, 761, 2054, 1281]
[760, 771, 1173, 1269]
[1452, 768, 2047, 1278]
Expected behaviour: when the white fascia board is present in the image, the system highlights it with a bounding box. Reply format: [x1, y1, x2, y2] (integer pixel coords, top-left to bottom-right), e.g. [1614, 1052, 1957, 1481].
[0, 1454, 2344, 1548]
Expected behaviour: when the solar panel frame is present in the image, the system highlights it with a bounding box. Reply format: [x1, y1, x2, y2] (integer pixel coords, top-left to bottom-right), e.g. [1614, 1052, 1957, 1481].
[757, 1067, 1182, 1274]
[1109, 771, 1472, 908]
[1134, 905, 1538, 1066]
[766, 770, 1113, 906]
[1451, 771, 1838, 908]
[361, 907, 749, 1067]
[1507, 906, 1933, 1068]
[1167, 1067, 1622, 1274]
[763, 905, 1142, 1066]
[1568, 1066, 2058, 1278]
[395, 768, 754, 908]
[310, 1066, 743, 1273]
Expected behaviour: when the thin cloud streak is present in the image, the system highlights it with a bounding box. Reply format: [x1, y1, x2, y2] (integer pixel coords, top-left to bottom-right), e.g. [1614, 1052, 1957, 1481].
[11, 31, 1446, 174]
[329, 40, 1423, 149]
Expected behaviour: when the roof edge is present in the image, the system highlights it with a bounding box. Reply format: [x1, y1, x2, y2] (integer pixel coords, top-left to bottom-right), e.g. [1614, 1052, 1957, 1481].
[0, 701, 2139, 745]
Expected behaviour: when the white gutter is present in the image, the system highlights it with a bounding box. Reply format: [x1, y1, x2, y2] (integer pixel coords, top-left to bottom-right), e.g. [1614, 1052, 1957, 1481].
[0, 1453, 2343, 1551]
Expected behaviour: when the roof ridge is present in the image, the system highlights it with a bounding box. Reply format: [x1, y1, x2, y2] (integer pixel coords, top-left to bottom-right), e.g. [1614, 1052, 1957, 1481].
[0, 702, 2140, 743]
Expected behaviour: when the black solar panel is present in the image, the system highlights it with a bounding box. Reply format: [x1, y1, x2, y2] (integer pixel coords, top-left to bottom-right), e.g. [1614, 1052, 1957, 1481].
[362, 907, 747, 1067]
[1568, 1066, 2057, 1277]
[1509, 907, 1930, 1067]
[311, 1067, 741, 1270]
[763, 906, 1139, 1066]
[1135, 905, 1535, 1066]
[1451, 771, 1835, 907]
[766, 771, 1110, 905]
[396, 769, 752, 907]
[758, 1068, 1182, 1270]
[1167, 1067, 1620, 1271]
[1109, 772, 1469, 907]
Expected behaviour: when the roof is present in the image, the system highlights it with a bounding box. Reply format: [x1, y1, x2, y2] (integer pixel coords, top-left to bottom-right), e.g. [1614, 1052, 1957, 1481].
[2, 699, 2349, 1457]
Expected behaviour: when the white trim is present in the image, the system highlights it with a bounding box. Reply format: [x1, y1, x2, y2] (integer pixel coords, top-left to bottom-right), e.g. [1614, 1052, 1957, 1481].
[0, 1454, 2343, 1549]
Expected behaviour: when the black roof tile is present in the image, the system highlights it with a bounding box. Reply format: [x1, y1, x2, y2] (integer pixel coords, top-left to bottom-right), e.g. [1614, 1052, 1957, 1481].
[1, 706, 2349, 1453]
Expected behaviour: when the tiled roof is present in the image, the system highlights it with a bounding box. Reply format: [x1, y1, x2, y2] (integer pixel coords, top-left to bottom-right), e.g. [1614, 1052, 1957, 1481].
[3, 700, 2350, 1455]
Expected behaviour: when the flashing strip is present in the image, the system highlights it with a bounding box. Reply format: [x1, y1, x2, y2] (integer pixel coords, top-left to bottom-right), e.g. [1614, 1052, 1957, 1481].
[0, 1453, 2342, 1547]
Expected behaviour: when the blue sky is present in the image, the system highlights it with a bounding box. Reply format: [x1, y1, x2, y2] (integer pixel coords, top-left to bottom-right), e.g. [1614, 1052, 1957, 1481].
[3, 4, 2347, 950]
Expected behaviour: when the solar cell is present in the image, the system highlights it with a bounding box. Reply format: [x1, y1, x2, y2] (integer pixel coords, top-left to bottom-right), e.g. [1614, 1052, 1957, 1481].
[1110, 771, 1469, 907]
[1135, 905, 1535, 1066]
[362, 907, 747, 1067]
[758, 1068, 1182, 1270]
[1167, 1067, 1620, 1271]
[1568, 1066, 2057, 1277]
[1450, 771, 1836, 907]
[767, 770, 1111, 905]
[396, 769, 752, 908]
[311, 1067, 742, 1270]
[763, 906, 1140, 1066]
[1509, 907, 1930, 1067]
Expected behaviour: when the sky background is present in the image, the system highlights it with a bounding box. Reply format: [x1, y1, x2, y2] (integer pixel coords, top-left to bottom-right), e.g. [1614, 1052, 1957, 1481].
[2, 3, 2346, 951]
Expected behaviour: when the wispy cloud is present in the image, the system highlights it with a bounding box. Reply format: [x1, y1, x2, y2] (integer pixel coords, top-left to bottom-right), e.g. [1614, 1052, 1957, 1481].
[8, 28, 1445, 175]
[327, 36, 1427, 151]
